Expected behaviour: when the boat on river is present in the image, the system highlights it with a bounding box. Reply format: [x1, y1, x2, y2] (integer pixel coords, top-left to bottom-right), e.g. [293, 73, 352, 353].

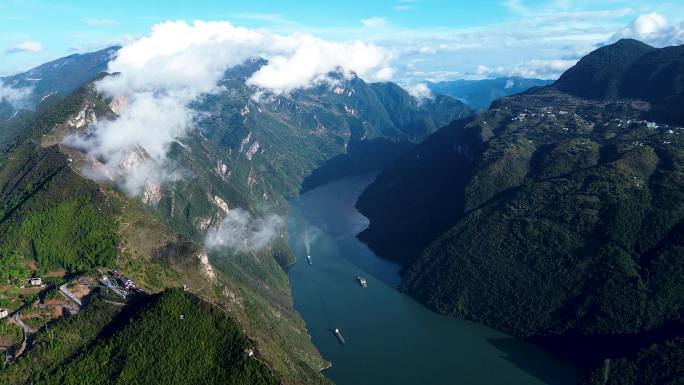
[356, 276, 367, 288]
[307, 255, 313, 265]
[334, 328, 346, 345]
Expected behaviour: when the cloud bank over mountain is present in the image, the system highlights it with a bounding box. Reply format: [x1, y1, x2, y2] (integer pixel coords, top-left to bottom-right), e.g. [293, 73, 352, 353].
[66, 20, 394, 196]
[0, 81, 31, 108]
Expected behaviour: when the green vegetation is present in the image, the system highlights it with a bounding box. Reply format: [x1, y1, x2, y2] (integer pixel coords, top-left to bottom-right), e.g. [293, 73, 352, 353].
[0, 321, 23, 347]
[0, 294, 123, 383]
[1, 197, 117, 274]
[35, 290, 278, 385]
[0, 79, 119, 279]
[1, 50, 471, 385]
[0, 144, 118, 278]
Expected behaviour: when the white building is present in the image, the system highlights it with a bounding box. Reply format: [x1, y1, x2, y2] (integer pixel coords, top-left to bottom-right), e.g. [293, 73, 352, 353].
[29, 277, 42, 286]
[0, 308, 8, 319]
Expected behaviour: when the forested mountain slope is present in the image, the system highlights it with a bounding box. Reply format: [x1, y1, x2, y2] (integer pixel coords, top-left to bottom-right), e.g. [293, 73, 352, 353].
[357, 39, 684, 382]
[0, 78, 329, 384]
[36, 290, 279, 385]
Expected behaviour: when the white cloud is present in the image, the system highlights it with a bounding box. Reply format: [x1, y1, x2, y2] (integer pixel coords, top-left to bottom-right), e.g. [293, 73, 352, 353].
[510, 59, 577, 79]
[81, 18, 121, 26]
[403, 83, 433, 103]
[247, 34, 394, 93]
[361, 17, 388, 28]
[393, 5, 414, 11]
[64, 92, 189, 196]
[611, 13, 684, 47]
[204, 208, 284, 253]
[0, 81, 32, 108]
[64, 20, 394, 196]
[5, 41, 43, 54]
[469, 58, 577, 80]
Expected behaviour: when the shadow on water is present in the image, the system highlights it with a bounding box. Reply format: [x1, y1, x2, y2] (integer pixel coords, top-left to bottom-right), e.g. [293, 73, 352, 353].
[488, 337, 585, 385]
[300, 139, 415, 194]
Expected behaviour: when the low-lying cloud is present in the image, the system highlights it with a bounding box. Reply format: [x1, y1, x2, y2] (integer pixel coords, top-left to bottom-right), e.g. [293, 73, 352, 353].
[0, 81, 32, 108]
[471, 59, 578, 80]
[65, 20, 394, 197]
[404, 83, 433, 103]
[204, 208, 284, 253]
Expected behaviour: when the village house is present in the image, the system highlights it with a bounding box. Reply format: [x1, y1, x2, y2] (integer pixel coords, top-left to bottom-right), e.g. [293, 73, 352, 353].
[29, 277, 42, 286]
[119, 277, 135, 290]
[0, 308, 8, 319]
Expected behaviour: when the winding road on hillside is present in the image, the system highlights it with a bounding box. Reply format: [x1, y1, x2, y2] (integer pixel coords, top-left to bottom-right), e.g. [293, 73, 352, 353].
[11, 313, 29, 359]
[59, 283, 83, 307]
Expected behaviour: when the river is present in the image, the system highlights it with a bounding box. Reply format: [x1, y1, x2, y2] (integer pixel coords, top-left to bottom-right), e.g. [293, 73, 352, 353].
[287, 173, 584, 385]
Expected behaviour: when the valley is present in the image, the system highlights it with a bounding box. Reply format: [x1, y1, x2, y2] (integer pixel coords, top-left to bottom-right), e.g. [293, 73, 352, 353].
[287, 173, 584, 385]
[0, 7, 682, 383]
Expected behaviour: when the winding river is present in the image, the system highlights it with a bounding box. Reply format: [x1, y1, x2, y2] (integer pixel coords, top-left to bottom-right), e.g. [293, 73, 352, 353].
[287, 174, 584, 385]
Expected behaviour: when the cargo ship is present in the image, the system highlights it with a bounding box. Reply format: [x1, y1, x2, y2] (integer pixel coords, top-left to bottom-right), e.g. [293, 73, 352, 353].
[334, 328, 346, 345]
[356, 276, 367, 288]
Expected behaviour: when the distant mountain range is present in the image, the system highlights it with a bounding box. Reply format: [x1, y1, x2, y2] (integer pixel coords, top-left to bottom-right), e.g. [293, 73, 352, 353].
[1, 46, 118, 107]
[357, 39, 684, 384]
[426, 77, 553, 110]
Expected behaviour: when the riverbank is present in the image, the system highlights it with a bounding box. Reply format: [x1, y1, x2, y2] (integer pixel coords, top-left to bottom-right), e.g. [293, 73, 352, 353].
[286, 174, 585, 385]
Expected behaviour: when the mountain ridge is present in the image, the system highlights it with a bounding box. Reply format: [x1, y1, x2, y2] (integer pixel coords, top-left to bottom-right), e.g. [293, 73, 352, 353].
[427, 76, 553, 110]
[356, 39, 684, 382]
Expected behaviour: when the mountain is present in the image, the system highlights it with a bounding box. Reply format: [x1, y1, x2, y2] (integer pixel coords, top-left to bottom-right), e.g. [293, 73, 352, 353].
[0, 49, 470, 384]
[356, 39, 684, 381]
[181, 63, 471, 203]
[0, 47, 117, 148]
[4, 290, 279, 385]
[427, 77, 553, 110]
[1, 46, 118, 107]
[555, 38, 684, 125]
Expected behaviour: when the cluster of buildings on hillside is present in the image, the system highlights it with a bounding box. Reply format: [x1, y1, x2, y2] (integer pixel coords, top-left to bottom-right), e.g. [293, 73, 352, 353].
[111, 271, 136, 290]
[100, 270, 140, 300]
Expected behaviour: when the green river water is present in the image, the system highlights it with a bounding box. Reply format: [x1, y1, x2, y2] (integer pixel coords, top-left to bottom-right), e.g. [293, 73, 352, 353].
[287, 174, 584, 385]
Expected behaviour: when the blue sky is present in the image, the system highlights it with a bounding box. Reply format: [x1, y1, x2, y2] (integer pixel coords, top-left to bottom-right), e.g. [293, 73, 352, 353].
[2, 0, 684, 81]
